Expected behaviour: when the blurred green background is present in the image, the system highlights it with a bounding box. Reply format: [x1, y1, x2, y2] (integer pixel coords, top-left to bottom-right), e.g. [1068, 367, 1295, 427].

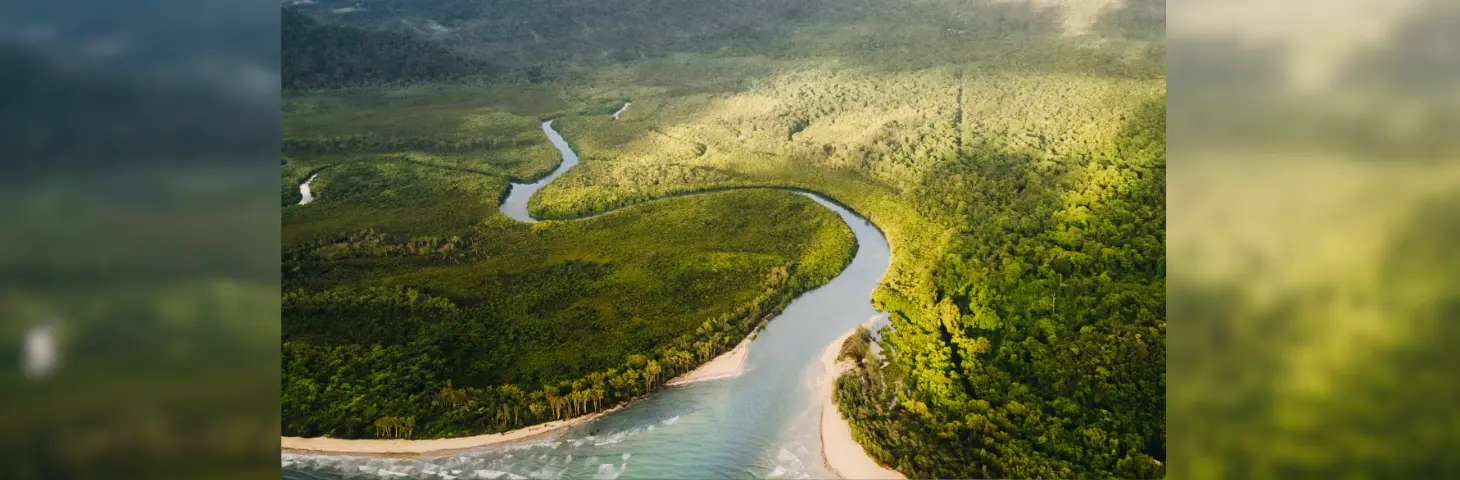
[1, 0, 281, 477]
[1168, 0, 1460, 477]
[0, 168, 280, 478]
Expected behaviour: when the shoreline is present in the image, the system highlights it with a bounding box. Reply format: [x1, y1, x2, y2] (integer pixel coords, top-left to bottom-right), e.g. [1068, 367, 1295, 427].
[819, 324, 906, 480]
[280, 332, 754, 456]
[281, 402, 629, 456]
[666, 336, 752, 387]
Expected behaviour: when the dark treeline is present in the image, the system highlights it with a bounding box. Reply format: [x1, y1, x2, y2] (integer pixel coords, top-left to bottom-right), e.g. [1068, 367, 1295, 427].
[282, 8, 497, 90]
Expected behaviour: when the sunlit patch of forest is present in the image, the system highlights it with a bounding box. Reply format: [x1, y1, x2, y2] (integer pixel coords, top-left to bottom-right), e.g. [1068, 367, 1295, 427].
[282, 0, 1165, 475]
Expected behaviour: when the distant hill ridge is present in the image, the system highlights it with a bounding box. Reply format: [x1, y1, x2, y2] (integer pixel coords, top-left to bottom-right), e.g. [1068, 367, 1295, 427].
[282, 8, 498, 90]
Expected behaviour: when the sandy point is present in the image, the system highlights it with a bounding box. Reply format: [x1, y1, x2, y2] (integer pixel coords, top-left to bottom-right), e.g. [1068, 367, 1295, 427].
[666, 336, 752, 387]
[819, 322, 906, 479]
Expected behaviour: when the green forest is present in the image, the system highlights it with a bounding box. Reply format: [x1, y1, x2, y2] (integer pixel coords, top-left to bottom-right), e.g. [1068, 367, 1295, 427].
[282, 0, 1164, 476]
[832, 102, 1165, 478]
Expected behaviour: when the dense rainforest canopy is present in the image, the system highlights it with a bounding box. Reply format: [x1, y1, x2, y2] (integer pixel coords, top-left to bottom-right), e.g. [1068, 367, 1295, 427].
[281, 0, 1165, 477]
[834, 101, 1165, 478]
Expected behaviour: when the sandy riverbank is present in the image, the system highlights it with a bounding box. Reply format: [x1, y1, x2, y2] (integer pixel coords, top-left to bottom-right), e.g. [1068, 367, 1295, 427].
[819, 325, 906, 480]
[281, 404, 626, 456]
[666, 336, 751, 387]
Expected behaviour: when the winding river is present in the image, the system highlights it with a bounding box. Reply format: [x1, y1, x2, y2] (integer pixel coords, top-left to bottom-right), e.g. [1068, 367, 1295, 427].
[298, 172, 322, 205]
[499, 121, 578, 223]
[283, 120, 892, 479]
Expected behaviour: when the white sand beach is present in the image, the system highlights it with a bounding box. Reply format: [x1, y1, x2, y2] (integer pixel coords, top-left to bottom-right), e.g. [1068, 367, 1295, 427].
[281, 404, 625, 455]
[819, 324, 906, 479]
[665, 336, 751, 386]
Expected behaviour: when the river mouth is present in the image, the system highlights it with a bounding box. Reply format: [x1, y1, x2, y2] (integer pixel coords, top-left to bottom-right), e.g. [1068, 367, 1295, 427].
[283, 120, 892, 480]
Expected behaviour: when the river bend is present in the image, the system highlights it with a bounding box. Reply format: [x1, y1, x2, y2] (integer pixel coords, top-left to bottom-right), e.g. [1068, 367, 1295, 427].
[283, 120, 891, 480]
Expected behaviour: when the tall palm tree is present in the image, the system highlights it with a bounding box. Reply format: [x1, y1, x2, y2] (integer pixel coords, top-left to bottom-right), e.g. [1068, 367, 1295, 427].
[644, 360, 662, 391]
[591, 387, 605, 412]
